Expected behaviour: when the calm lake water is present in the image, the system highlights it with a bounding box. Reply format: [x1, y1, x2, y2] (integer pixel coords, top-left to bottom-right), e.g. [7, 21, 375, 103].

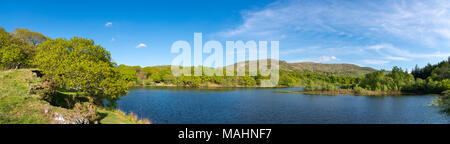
[115, 87, 450, 124]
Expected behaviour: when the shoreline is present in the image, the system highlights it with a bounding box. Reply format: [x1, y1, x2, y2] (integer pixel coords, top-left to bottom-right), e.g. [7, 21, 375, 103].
[274, 89, 425, 96]
[131, 83, 291, 89]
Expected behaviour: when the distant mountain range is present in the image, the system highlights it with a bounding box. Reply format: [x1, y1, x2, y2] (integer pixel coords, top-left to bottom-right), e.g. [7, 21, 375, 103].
[281, 61, 376, 75]
[146, 59, 377, 76]
[227, 59, 377, 76]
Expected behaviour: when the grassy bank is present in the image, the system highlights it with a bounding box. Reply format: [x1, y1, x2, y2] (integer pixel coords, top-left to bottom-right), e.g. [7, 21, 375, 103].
[97, 109, 150, 124]
[0, 69, 53, 123]
[275, 89, 405, 96]
[0, 69, 148, 124]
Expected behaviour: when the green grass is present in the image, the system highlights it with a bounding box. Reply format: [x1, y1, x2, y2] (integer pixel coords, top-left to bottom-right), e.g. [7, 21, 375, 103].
[97, 109, 128, 124]
[274, 89, 404, 96]
[97, 109, 150, 124]
[0, 69, 50, 124]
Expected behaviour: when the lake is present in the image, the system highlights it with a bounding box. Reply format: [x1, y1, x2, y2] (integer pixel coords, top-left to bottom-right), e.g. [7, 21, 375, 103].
[115, 87, 450, 124]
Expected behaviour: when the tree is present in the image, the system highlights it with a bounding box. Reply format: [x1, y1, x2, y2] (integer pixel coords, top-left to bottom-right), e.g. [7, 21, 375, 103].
[118, 65, 138, 82]
[34, 37, 128, 102]
[12, 28, 48, 46]
[0, 27, 32, 69]
[0, 44, 26, 69]
[412, 57, 450, 81]
[149, 73, 162, 82]
[431, 58, 449, 80]
[360, 70, 385, 91]
[387, 66, 414, 90]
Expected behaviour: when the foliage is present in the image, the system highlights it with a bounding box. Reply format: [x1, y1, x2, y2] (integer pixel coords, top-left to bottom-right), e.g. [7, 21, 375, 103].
[12, 28, 48, 46]
[302, 58, 449, 95]
[357, 67, 415, 91]
[0, 28, 35, 69]
[118, 65, 139, 87]
[338, 60, 448, 94]
[412, 57, 449, 80]
[118, 63, 360, 88]
[33, 37, 128, 101]
[0, 43, 26, 69]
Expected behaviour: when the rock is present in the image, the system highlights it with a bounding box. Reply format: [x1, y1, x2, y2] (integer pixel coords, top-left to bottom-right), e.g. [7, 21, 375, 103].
[71, 115, 90, 124]
[43, 107, 50, 114]
[50, 103, 98, 124]
[52, 112, 67, 124]
[52, 112, 91, 124]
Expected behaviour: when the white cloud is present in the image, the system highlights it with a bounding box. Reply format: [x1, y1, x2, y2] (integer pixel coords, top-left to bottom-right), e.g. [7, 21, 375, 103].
[318, 56, 338, 62]
[362, 59, 390, 65]
[105, 22, 112, 27]
[136, 43, 147, 48]
[290, 56, 339, 63]
[385, 56, 410, 61]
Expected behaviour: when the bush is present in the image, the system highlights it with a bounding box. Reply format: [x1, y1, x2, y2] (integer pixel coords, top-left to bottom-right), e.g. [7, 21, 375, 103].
[30, 79, 57, 101]
[73, 102, 98, 122]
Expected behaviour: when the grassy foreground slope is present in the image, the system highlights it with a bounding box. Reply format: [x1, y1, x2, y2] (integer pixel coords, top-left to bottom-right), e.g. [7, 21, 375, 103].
[0, 69, 147, 124]
[0, 69, 51, 123]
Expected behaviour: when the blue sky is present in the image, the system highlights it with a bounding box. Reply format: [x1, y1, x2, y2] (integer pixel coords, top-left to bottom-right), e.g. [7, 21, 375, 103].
[1, 0, 449, 70]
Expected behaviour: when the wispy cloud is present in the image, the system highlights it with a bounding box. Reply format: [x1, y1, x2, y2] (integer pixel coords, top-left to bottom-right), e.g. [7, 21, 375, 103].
[363, 43, 450, 66]
[216, 0, 450, 46]
[385, 56, 410, 61]
[279, 46, 320, 55]
[291, 56, 339, 63]
[367, 43, 450, 59]
[318, 56, 338, 62]
[362, 59, 390, 65]
[136, 43, 147, 48]
[213, 0, 450, 68]
[105, 22, 112, 27]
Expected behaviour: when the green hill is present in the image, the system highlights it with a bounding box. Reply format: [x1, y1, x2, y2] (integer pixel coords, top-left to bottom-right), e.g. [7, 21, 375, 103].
[228, 59, 376, 76]
[283, 61, 376, 76]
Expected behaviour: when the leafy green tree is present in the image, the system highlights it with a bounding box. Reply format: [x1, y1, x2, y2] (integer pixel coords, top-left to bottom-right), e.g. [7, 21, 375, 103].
[431, 58, 449, 80]
[360, 70, 385, 91]
[0, 44, 26, 69]
[411, 61, 446, 80]
[118, 65, 138, 82]
[0, 28, 32, 69]
[387, 66, 414, 90]
[12, 28, 48, 46]
[0, 28, 9, 47]
[34, 37, 128, 101]
[149, 73, 162, 82]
